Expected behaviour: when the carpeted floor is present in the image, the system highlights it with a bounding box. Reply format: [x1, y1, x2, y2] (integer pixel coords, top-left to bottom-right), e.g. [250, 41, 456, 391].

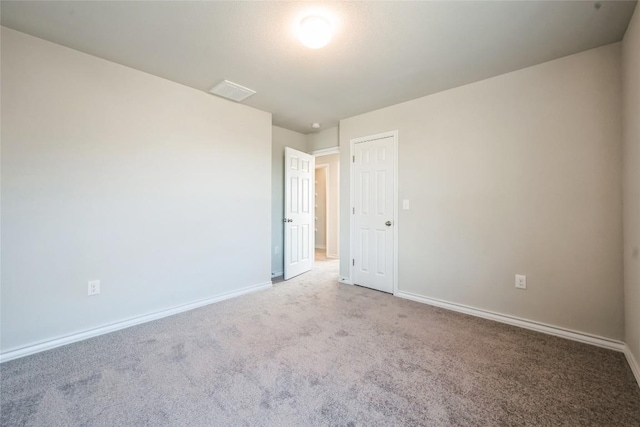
[2, 255, 640, 426]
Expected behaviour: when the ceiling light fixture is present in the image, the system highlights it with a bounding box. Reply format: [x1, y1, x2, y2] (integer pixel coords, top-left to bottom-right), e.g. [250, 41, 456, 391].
[312, 123, 321, 129]
[298, 15, 333, 49]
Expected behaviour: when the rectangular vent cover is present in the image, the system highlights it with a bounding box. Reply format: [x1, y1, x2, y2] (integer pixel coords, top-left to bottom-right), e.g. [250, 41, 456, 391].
[209, 80, 256, 102]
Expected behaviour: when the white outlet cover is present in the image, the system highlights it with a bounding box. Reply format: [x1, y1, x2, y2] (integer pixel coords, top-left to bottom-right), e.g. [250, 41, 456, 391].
[515, 274, 526, 290]
[402, 200, 410, 210]
[88, 280, 101, 296]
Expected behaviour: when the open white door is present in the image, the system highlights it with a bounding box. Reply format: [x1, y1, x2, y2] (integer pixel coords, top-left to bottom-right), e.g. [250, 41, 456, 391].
[284, 147, 315, 280]
[352, 133, 396, 293]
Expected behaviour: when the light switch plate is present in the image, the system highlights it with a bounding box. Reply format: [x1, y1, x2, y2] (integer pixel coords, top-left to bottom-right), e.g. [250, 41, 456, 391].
[402, 200, 410, 210]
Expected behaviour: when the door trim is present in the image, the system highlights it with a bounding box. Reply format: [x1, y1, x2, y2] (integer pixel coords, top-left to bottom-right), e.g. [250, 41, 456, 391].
[311, 146, 340, 156]
[349, 130, 399, 295]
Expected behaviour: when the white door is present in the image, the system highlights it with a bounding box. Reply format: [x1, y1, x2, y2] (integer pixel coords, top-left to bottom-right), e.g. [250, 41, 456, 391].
[284, 147, 315, 280]
[352, 134, 396, 293]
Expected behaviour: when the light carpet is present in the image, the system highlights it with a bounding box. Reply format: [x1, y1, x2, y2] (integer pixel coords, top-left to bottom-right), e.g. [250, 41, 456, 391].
[2, 256, 639, 426]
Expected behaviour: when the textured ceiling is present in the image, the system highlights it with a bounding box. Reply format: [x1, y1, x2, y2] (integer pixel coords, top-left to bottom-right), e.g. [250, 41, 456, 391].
[1, 1, 637, 134]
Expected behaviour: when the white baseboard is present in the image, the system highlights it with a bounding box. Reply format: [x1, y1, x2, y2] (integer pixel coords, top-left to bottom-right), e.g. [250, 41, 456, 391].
[271, 271, 283, 277]
[339, 277, 353, 285]
[326, 253, 339, 259]
[624, 345, 640, 386]
[395, 291, 625, 352]
[0, 281, 273, 363]
[315, 245, 326, 249]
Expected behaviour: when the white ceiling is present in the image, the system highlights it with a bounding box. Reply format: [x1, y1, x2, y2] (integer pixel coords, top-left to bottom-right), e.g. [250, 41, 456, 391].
[1, 1, 637, 134]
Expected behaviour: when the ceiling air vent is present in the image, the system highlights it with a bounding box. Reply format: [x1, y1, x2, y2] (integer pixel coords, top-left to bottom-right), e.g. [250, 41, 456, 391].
[209, 80, 256, 102]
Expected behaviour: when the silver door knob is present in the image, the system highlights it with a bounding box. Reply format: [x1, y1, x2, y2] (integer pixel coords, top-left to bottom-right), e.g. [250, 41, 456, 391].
[288, 219, 293, 222]
[385, 221, 392, 226]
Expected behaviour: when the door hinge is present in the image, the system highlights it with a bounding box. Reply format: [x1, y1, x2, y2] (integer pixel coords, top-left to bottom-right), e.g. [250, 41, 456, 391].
[352, 207, 355, 214]
[352, 259, 355, 266]
[352, 155, 355, 163]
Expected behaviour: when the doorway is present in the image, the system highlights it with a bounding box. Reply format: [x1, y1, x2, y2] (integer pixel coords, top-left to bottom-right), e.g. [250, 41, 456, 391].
[279, 146, 340, 283]
[315, 165, 329, 257]
[314, 150, 340, 263]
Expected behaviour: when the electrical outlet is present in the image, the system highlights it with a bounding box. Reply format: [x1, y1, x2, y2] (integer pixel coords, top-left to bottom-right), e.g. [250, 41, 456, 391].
[402, 199, 410, 210]
[515, 275, 526, 290]
[88, 280, 100, 296]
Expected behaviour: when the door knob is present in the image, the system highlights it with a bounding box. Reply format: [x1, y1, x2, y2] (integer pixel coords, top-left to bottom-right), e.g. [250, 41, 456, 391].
[385, 221, 392, 226]
[288, 219, 293, 222]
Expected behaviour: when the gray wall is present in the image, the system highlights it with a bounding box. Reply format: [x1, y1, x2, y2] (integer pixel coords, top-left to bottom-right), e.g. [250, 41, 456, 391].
[1, 28, 272, 352]
[271, 126, 308, 276]
[308, 126, 339, 152]
[339, 43, 624, 340]
[623, 8, 640, 363]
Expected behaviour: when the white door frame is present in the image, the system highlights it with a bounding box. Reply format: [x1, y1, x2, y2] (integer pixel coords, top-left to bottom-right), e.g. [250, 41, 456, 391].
[349, 130, 399, 295]
[315, 163, 330, 256]
[311, 146, 340, 156]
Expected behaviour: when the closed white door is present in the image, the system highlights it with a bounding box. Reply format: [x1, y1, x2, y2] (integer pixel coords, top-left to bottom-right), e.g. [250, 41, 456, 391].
[284, 147, 315, 280]
[352, 135, 396, 293]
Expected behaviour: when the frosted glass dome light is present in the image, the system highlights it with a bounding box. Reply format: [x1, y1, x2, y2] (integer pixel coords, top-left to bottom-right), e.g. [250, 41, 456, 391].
[298, 15, 333, 49]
